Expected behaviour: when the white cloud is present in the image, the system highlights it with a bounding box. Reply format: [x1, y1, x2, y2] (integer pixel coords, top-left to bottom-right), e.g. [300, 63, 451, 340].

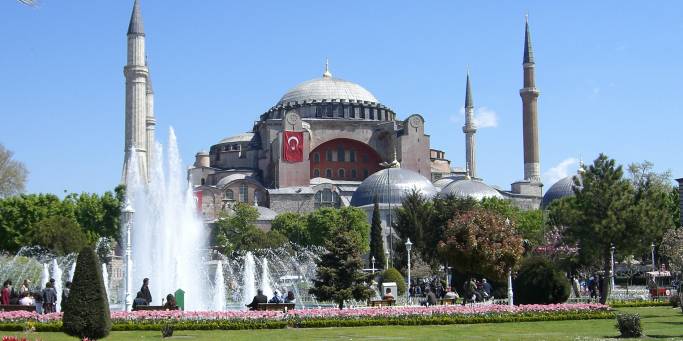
[543, 157, 578, 185]
[449, 107, 498, 129]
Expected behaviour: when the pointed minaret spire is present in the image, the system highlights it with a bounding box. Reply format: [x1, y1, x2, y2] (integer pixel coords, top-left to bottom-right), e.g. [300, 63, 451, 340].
[127, 0, 145, 36]
[323, 58, 332, 78]
[520, 14, 541, 183]
[463, 69, 477, 178]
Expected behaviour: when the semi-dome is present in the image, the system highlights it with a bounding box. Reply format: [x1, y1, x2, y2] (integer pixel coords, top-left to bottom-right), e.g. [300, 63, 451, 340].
[541, 174, 582, 208]
[440, 179, 504, 200]
[350, 168, 438, 207]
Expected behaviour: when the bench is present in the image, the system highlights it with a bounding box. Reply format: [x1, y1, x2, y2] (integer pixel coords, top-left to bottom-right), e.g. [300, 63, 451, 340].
[132, 305, 167, 311]
[368, 299, 395, 307]
[439, 298, 457, 305]
[0, 305, 36, 312]
[255, 303, 295, 312]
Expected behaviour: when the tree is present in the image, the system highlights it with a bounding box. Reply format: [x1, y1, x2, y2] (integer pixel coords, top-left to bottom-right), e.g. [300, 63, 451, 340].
[381, 267, 406, 295]
[481, 197, 544, 245]
[556, 155, 675, 304]
[62, 246, 112, 340]
[369, 197, 386, 270]
[307, 207, 370, 253]
[214, 203, 287, 253]
[513, 256, 570, 305]
[437, 207, 524, 281]
[28, 216, 89, 256]
[0, 144, 28, 199]
[271, 212, 309, 246]
[309, 232, 374, 309]
[660, 228, 683, 272]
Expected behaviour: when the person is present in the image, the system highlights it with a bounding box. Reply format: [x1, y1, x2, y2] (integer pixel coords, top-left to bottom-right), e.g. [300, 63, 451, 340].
[132, 291, 148, 310]
[588, 276, 598, 300]
[19, 279, 31, 297]
[61, 281, 71, 311]
[246, 289, 267, 310]
[571, 276, 581, 298]
[1, 280, 11, 305]
[42, 282, 57, 313]
[162, 294, 179, 311]
[140, 278, 152, 305]
[382, 288, 394, 300]
[18, 292, 34, 306]
[269, 290, 283, 303]
[423, 288, 438, 306]
[482, 278, 492, 299]
[284, 291, 296, 304]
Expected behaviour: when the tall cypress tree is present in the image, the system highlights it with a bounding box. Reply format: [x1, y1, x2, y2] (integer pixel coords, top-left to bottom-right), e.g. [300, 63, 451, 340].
[369, 196, 386, 270]
[62, 246, 112, 339]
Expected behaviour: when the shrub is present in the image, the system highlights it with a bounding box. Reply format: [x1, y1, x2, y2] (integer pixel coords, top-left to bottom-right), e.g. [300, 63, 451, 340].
[616, 313, 642, 338]
[161, 324, 173, 337]
[381, 268, 406, 296]
[62, 246, 112, 339]
[513, 256, 570, 305]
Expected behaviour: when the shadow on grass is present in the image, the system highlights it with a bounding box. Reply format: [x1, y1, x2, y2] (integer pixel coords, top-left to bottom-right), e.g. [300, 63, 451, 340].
[646, 335, 683, 339]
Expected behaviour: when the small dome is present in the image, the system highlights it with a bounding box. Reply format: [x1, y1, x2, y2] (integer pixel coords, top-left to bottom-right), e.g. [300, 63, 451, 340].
[440, 179, 503, 200]
[541, 174, 582, 208]
[433, 175, 467, 189]
[216, 174, 248, 187]
[218, 132, 255, 144]
[277, 76, 379, 106]
[350, 168, 438, 207]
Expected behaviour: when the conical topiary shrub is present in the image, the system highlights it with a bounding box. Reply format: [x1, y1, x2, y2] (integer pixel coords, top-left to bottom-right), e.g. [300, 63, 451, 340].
[62, 246, 112, 340]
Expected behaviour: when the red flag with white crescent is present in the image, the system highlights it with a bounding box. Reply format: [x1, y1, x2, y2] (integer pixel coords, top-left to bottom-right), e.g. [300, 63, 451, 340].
[283, 131, 304, 162]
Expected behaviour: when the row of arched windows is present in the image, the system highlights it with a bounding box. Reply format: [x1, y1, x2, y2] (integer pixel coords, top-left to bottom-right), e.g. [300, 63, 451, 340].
[312, 168, 369, 179]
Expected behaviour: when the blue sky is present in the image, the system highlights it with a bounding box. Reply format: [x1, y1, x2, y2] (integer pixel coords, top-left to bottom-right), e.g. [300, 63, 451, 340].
[1, 0, 682, 195]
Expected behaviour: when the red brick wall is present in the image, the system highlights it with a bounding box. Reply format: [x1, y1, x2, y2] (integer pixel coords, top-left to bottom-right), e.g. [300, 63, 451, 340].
[310, 138, 381, 181]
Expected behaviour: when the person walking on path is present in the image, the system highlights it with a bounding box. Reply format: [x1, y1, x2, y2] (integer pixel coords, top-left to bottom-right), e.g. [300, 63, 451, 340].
[41, 282, 57, 313]
[140, 278, 152, 305]
[1, 280, 11, 305]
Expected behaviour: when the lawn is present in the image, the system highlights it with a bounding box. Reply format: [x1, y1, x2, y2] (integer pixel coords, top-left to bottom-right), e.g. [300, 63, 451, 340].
[7, 306, 681, 340]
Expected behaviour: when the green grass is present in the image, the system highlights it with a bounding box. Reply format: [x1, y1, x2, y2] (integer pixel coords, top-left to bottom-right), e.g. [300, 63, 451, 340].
[5, 306, 681, 340]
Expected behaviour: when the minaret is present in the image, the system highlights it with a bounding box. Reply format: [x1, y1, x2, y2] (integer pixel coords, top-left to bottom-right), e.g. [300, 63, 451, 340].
[122, 0, 149, 183]
[462, 69, 477, 178]
[145, 66, 156, 178]
[520, 15, 541, 182]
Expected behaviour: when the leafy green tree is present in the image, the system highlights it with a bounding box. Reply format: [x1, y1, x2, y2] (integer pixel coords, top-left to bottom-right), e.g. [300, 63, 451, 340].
[369, 197, 386, 270]
[271, 212, 309, 246]
[307, 207, 370, 253]
[62, 246, 112, 340]
[393, 189, 433, 255]
[0, 144, 28, 199]
[437, 207, 524, 281]
[309, 231, 374, 309]
[481, 197, 544, 245]
[28, 216, 89, 256]
[381, 267, 406, 295]
[514, 256, 570, 304]
[660, 227, 683, 272]
[214, 203, 287, 253]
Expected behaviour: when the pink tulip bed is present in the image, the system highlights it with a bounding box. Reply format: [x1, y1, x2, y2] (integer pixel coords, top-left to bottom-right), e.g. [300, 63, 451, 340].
[0, 304, 612, 331]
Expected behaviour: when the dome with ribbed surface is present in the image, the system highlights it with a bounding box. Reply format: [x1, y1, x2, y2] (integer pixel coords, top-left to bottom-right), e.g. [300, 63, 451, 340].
[277, 76, 378, 106]
[433, 175, 468, 189]
[440, 179, 503, 200]
[350, 168, 438, 207]
[541, 174, 582, 208]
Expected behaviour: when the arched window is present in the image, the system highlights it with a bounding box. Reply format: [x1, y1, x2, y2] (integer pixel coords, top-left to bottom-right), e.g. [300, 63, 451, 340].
[349, 150, 356, 162]
[313, 152, 320, 163]
[225, 189, 234, 200]
[239, 184, 248, 202]
[337, 146, 345, 162]
[315, 188, 341, 209]
[325, 169, 332, 178]
[363, 169, 369, 178]
[313, 168, 320, 177]
[326, 150, 333, 162]
[351, 169, 357, 179]
[338, 168, 345, 178]
[200, 178, 205, 185]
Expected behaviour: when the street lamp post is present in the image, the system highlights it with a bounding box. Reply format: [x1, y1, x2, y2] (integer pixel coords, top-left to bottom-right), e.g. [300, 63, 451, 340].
[405, 238, 412, 301]
[121, 200, 135, 312]
[507, 269, 513, 306]
[610, 244, 616, 292]
[371, 256, 376, 274]
[650, 242, 656, 271]
[384, 249, 389, 270]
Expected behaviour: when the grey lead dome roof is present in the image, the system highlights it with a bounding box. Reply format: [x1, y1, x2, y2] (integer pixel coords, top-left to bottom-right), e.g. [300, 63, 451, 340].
[541, 174, 582, 208]
[350, 168, 438, 207]
[440, 179, 504, 200]
[277, 76, 379, 106]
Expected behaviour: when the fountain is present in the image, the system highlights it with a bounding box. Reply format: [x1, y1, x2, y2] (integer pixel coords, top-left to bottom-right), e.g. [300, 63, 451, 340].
[260, 258, 274, 299]
[40, 263, 49, 290]
[102, 263, 110, 302]
[241, 252, 256, 308]
[68, 261, 76, 282]
[213, 260, 225, 311]
[50, 259, 63, 311]
[124, 128, 208, 310]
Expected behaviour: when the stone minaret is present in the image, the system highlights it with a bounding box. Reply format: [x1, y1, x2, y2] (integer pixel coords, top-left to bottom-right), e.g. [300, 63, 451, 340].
[462, 70, 477, 178]
[520, 15, 541, 182]
[145, 69, 156, 178]
[122, 0, 149, 183]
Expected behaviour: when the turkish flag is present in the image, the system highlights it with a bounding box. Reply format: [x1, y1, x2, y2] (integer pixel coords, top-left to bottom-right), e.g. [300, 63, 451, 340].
[283, 131, 304, 162]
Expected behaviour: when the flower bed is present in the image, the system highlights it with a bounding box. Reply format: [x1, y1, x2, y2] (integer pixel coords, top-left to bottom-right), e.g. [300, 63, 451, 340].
[0, 304, 612, 331]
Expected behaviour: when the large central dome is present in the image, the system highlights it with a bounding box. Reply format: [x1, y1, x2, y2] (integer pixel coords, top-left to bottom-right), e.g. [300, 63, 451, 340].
[277, 73, 378, 106]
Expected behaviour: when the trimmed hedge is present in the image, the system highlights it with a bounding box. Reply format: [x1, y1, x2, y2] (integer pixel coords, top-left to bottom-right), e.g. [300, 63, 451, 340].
[609, 300, 671, 308]
[514, 256, 570, 305]
[381, 268, 406, 295]
[0, 310, 614, 331]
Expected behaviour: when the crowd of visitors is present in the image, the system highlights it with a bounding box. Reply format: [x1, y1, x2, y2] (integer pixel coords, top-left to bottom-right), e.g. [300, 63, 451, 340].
[1, 277, 72, 314]
[246, 288, 296, 310]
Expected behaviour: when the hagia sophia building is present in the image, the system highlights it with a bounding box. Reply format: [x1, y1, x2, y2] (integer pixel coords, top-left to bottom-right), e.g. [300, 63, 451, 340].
[121, 1, 567, 238]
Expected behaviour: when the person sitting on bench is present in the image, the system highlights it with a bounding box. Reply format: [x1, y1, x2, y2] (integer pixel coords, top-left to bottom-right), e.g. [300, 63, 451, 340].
[382, 288, 394, 300]
[132, 291, 148, 310]
[246, 289, 267, 310]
